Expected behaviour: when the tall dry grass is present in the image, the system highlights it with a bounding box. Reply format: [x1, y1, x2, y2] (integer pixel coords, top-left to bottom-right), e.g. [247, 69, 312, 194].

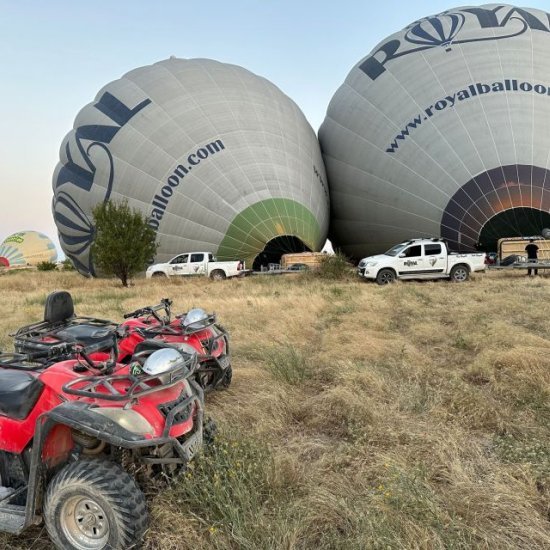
[0, 269, 549, 549]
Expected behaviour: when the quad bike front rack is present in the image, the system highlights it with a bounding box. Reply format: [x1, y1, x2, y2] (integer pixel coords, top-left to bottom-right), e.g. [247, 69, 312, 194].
[62, 360, 197, 402]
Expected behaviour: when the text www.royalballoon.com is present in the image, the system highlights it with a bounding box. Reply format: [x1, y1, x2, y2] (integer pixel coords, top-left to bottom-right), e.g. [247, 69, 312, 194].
[386, 79, 550, 154]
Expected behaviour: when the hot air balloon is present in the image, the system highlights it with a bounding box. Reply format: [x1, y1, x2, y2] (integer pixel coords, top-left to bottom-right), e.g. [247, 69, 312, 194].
[0, 231, 58, 267]
[52, 58, 329, 276]
[319, 4, 550, 258]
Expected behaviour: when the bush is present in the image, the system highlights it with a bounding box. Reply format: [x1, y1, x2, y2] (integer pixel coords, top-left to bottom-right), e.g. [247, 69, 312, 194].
[315, 252, 354, 280]
[36, 261, 57, 271]
[61, 258, 75, 271]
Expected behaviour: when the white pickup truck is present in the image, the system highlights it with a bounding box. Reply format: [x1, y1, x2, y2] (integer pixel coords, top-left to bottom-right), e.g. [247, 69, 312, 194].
[357, 238, 486, 285]
[146, 252, 248, 280]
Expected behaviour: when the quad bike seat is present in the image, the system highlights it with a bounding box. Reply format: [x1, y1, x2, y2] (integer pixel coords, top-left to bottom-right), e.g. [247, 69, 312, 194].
[0, 370, 44, 420]
[53, 324, 116, 350]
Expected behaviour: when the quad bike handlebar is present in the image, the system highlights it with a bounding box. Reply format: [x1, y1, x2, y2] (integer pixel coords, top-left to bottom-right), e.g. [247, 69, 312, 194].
[123, 298, 173, 322]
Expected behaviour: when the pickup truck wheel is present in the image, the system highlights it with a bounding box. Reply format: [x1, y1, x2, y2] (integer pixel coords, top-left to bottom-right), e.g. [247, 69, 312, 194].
[450, 265, 470, 282]
[210, 270, 226, 281]
[376, 269, 396, 285]
[152, 271, 167, 278]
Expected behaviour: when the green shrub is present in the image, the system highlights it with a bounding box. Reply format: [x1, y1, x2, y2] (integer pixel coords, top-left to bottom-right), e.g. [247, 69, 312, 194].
[315, 252, 354, 280]
[265, 344, 313, 385]
[61, 258, 75, 271]
[36, 261, 58, 271]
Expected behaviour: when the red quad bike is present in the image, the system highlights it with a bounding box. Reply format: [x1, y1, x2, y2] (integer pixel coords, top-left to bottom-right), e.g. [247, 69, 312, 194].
[12, 291, 117, 361]
[0, 336, 206, 549]
[14, 292, 232, 394]
[119, 300, 232, 392]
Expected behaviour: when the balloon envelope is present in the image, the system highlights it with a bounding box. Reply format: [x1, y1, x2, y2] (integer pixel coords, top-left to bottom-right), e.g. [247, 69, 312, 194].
[0, 231, 58, 267]
[320, 4, 550, 257]
[52, 58, 329, 275]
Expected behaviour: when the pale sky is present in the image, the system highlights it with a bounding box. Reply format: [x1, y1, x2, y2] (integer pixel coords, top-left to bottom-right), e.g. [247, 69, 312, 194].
[1, 1, 548, 256]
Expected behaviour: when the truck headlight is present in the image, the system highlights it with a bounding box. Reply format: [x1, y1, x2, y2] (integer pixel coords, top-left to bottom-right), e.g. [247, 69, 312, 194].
[94, 408, 154, 436]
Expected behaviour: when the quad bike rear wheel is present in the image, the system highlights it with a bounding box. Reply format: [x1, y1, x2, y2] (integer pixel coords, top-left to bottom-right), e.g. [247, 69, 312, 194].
[44, 459, 148, 550]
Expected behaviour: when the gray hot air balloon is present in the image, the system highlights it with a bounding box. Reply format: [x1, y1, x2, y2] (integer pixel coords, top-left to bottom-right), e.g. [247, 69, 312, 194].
[52, 58, 329, 275]
[319, 4, 550, 258]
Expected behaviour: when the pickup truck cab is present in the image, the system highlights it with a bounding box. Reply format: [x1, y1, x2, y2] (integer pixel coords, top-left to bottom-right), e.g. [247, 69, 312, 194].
[357, 238, 486, 285]
[146, 252, 248, 280]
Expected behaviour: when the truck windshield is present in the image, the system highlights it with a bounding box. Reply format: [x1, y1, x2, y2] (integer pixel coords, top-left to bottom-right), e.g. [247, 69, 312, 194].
[384, 244, 407, 257]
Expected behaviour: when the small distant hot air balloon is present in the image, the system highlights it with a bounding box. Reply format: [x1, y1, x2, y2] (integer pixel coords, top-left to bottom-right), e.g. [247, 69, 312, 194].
[52, 58, 329, 276]
[0, 231, 58, 267]
[320, 4, 550, 257]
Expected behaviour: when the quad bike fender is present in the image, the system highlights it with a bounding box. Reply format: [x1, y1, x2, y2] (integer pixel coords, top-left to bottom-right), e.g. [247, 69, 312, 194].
[43, 402, 148, 447]
[16, 404, 151, 532]
[41, 424, 74, 468]
[16, 395, 205, 530]
[44, 396, 203, 452]
[39, 400, 204, 469]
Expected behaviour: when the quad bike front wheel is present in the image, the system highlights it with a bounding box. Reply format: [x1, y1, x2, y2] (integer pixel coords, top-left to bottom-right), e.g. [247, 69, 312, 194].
[44, 459, 148, 550]
[219, 365, 232, 388]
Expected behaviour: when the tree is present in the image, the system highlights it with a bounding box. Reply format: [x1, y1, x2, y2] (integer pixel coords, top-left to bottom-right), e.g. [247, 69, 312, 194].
[91, 200, 158, 287]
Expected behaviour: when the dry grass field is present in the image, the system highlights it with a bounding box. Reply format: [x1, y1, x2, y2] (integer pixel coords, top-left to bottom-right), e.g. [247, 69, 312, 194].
[0, 268, 549, 549]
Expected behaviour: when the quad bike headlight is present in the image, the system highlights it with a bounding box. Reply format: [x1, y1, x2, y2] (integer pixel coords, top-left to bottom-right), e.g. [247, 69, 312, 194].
[94, 408, 154, 436]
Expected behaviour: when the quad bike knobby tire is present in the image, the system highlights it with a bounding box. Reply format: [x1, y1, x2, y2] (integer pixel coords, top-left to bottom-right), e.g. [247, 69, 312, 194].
[449, 264, 470, 282]
[376, 268, 396, 285]
[44, 459, 148, 550]
[219, 365, 232, 389]
[203, 416, 218, 445]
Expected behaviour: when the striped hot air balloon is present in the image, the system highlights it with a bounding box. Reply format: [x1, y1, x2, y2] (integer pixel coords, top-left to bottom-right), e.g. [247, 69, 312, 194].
[0, 231, 58, 267]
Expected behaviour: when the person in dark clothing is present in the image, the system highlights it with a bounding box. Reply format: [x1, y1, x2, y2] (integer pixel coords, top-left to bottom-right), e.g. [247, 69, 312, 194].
[525, 238, 539, 276]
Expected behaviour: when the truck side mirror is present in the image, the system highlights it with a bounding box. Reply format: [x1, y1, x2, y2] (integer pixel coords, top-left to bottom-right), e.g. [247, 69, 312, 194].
[398, 253, 406, 258]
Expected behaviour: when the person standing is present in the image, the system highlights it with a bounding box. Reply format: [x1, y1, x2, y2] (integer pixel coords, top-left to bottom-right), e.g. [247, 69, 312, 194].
[525, 238, 539, 276]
